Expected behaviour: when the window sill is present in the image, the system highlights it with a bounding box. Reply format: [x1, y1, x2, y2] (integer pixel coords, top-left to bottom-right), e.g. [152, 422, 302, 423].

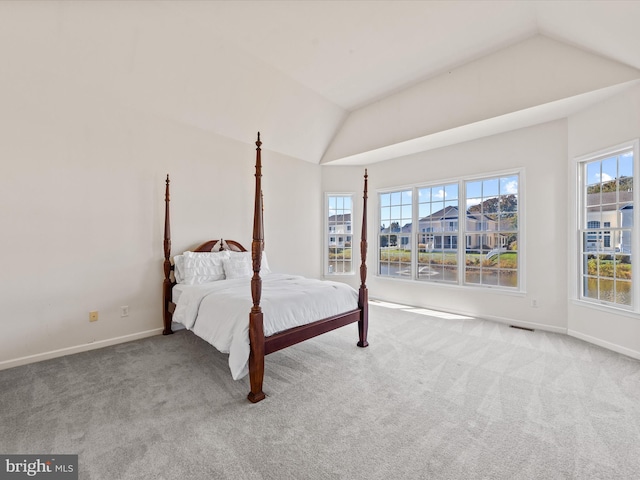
[374, 274, 526, 297]
[571, 298, 639, 319]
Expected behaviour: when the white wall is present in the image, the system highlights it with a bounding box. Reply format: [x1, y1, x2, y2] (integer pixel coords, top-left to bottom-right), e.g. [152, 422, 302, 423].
[0, 68, 321, 368]
[323, 120, 569, 332]
[567, 84, 640, 359]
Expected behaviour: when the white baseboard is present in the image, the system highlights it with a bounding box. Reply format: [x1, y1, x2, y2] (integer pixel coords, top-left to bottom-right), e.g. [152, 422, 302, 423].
[369, 297, 567, 334]
[479, 313, 567, 334]
[568, 329, 640, 360]
[0, 328, 164, 371]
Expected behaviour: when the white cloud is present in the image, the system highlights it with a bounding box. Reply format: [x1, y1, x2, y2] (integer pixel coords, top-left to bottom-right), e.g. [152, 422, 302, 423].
[598, 173, 613, 182]
[502, 180, 518, 194]
[433, 189, 445, 200]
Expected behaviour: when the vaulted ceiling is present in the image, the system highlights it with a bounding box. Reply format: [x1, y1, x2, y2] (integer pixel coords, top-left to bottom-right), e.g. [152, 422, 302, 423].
[4, 1, 640, 164]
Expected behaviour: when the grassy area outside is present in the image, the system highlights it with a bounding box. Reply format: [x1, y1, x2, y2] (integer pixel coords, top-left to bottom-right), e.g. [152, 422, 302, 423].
[586, 256, 632, 279]
[466, 252, 518, 269]
[379, 248, 518, 268]
[328, 248, 352, 260]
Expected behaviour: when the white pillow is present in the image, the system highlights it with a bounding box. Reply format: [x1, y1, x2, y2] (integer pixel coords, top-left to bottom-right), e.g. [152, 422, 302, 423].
[222, 252, 252, 279]
[181, 251, 229, 284]
[173, 254, 186, 283]
[183, 250, 229, 259]
[222, 251, 271, 279]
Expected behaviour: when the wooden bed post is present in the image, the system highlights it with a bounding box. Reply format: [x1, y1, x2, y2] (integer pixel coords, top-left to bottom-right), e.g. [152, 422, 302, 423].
[248, 132, 266, 403]
[163, 174, 174, 335]
[357, 169, 369, 348]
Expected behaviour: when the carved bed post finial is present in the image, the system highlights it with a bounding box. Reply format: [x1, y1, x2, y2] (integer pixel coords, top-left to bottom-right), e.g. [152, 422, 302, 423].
[163, 174, 174, 335]
[357, 168, 369, 348]
[248, 131, 266, 403]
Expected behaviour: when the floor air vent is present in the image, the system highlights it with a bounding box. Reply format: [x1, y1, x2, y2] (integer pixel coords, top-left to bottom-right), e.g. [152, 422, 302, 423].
[510, 325, 535, 332]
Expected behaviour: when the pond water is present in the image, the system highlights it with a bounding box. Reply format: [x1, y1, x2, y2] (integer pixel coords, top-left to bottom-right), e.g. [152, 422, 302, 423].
[584, 277, 632, 305]
[379, 264, 518, 287]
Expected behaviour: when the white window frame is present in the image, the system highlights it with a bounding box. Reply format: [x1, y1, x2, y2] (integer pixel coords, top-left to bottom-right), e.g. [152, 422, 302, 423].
[324, 192, 355, 276]
[376, 168, 525, 292]
[573, 139, 639, 313]
[378, 188, 413, 279]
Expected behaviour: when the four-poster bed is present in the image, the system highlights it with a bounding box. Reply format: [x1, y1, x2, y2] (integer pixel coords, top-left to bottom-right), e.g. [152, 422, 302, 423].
[162, 133, 369, 403]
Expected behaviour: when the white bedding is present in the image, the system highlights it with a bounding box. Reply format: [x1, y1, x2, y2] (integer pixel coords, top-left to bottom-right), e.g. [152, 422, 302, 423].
[172, 274, 359, 380]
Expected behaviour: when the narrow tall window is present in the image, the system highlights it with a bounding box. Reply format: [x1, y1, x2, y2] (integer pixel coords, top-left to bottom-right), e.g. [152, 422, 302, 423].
[379, 190, 412, 277]
[464, 175, 519, 288]
[579, 147, 634, 307]
[326, 194, 353, 275]
[417, 184, 459, 283]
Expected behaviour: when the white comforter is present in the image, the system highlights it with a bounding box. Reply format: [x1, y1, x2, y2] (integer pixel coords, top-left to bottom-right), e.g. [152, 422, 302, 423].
[172, 274, 359, 380]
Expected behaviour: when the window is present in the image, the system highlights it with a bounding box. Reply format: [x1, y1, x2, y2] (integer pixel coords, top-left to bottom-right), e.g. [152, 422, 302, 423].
[378, 172, 520, 290]
[379, 190, 412, 277]
[465, 175, 519, 288]
[578, 143, 635, 308]
[326, 194, 354, 275]
[416, 184, 459, 283]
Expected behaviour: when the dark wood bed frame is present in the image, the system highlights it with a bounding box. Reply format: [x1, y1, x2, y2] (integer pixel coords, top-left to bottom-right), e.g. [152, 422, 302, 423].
[163, 133, 369, 403]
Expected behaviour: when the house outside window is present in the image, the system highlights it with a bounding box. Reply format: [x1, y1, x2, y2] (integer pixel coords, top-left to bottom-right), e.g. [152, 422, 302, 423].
[326, 194, 354, 275]
[577, 142, 636, 309]
[378, 171, 520, 290]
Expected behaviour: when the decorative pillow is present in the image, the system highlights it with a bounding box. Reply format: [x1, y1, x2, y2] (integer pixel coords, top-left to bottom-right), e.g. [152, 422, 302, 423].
[222, 252, 252, 279]
[222, 251, 271, 279]
[181, 251, 229, 284]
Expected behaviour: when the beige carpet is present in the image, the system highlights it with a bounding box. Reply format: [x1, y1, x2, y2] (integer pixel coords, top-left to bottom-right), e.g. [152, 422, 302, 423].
[2, 301, 640, 479]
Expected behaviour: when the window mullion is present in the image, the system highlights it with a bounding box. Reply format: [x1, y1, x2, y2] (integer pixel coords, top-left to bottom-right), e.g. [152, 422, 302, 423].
[411, 187, 418, 280]
[634, 141, 640, 312]
[459, 179, 465, 285]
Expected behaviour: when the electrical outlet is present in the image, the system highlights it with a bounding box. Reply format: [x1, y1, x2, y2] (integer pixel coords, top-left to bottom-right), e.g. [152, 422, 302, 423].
[89, 311, 99, 322]
[531, 298, 539, 308]
[120, 306, 129, 317]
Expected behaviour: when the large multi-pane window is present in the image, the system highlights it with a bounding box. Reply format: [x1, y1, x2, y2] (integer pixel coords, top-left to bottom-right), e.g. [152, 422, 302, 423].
[578, 144, 635, 308]
[326, 194, 353, 275]
[378, 172, 520, 290]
